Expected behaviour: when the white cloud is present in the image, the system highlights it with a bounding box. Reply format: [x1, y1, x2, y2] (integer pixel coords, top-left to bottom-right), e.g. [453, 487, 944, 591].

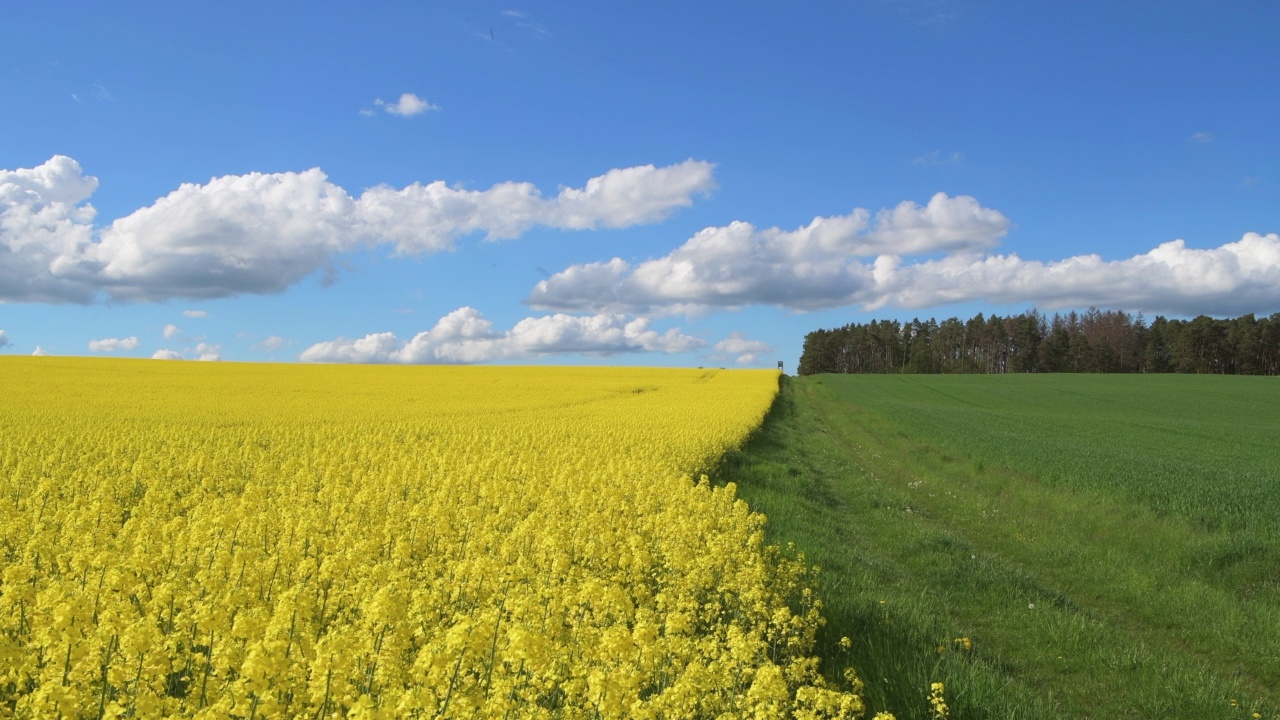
[182, 310, 207, 318]
[373, 93, 438, 117]
[528, 192, 1010, 312]
[864, 192, 1009, 253]
[529, 187, 1280, 317]
[714, 332, 773, 364]
[150, 344, 220, 361]
[1189, 132, 1214, 143]
[545, 162, 719, 231]
[0, 330, 8, 348]
[64, 167, 362, 301]
[89, 336, 139, 352]
[0, 155, 100, 302]
[870, 232, 1280, 316]
[354, 158, 715, 253]
[300, 307, 703, 364]
[256, 335, 288, 351]
[1, 156, 715, 303]
[31, 346, 49, 356]
[301, 332, 404, 364]
[535, 229, 1280, 317]
[162, 323, 181, 339]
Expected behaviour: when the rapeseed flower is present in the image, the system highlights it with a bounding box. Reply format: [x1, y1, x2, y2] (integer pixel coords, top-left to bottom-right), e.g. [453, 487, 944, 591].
[0, 359, 872, 717]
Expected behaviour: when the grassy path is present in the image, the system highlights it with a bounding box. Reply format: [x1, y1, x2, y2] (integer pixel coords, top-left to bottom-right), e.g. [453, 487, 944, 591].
[714, 375, 1280, 720]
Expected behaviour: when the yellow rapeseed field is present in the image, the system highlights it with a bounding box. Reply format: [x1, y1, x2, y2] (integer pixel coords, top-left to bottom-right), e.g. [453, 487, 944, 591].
[0, 357, 869, 719]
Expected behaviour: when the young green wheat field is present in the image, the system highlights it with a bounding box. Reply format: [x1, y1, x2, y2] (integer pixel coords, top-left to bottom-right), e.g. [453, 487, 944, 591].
[720, 373, 1280, 720]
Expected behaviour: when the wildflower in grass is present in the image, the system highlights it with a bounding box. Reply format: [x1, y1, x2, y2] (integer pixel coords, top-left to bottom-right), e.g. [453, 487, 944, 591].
[841, 668, 864, 695]
[928, 681, 949, 719]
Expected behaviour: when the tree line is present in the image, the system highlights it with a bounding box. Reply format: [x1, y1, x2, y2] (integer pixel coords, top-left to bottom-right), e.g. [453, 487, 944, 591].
[798, 309, 1280, 376]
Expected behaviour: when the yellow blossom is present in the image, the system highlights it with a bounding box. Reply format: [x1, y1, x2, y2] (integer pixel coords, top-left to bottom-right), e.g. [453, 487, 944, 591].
[0, 358, 872, 717]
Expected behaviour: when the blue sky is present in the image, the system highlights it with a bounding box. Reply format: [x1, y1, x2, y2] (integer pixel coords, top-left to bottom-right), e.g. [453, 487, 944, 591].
[2, 1, 1277, 369]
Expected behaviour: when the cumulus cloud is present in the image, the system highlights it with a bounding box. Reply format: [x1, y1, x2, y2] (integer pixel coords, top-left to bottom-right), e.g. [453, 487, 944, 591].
[31, 346, 49, 356]
[533, 221, 1280, 317]
[0, 330, 8, 348]
[713, 332, 773, 365]
[88, 336, 139, 352]
[871, 232, 1280, 316]
[62, 167, 364, 301]
[300, 307, 703, 364]
[373, 93, 438, 116]
[354, 158, 715, 253]
[162, 323, 181, 339]
[529, 184, 1280, 318]
[195, 342, 221, 361]
[256, 335, 288, 351]
[150, 344, 220, 361]
[529, 192, 1010, 312]
[0, 155, 101, 302]
[1, 156, 715, 303]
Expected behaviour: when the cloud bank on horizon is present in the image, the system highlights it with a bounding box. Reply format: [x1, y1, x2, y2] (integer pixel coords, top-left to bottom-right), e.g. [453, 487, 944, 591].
[87, 336, 139, 352]
[299, 307, 703, 364]
[3, 153, 1278, 364]
[150, 342, 221, 362]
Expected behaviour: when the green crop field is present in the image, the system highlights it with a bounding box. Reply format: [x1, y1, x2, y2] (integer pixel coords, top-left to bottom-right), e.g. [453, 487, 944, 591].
[715, 374, 1280, 720]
